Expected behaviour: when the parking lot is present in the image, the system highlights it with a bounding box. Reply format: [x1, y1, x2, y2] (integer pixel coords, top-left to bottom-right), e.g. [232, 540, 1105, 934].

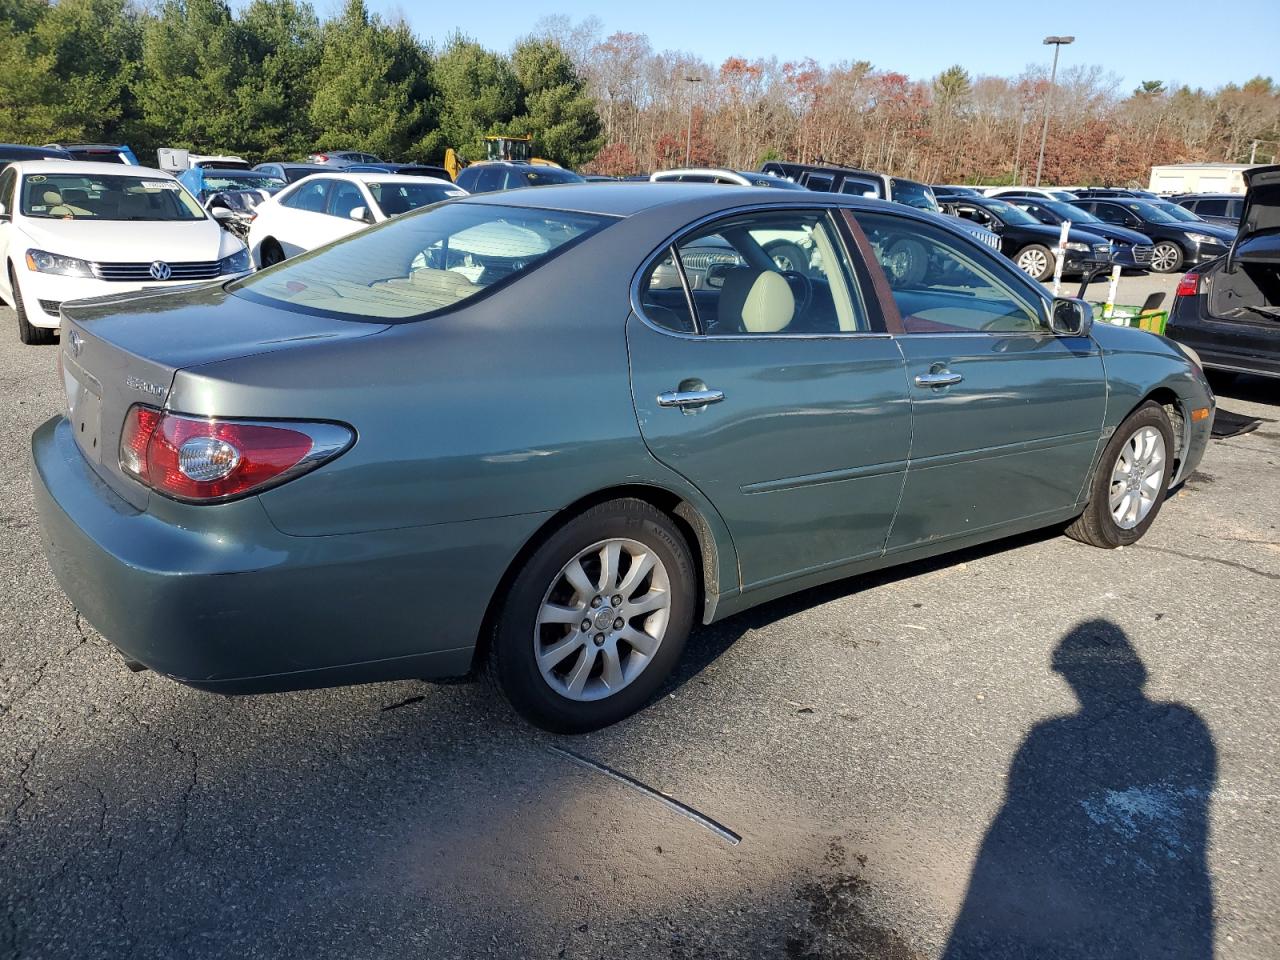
[1, 275, 1277, 959]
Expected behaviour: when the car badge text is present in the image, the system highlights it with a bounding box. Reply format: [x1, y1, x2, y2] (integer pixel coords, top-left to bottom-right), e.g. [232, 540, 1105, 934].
[126, 376, 166, 397]
[148, 261, 172, 281]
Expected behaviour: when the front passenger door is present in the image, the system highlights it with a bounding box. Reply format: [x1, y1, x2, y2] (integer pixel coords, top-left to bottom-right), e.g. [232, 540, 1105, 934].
[851, 210, 1107, 552]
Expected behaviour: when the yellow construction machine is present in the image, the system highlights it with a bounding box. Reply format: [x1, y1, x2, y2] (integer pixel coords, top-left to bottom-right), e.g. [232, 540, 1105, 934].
[444, 135, 561, 181]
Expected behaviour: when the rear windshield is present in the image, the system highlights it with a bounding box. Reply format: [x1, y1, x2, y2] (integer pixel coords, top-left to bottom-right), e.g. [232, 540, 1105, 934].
[232, 202, 611, 321]
[512, 168, 584, 187]
[21, 173, 206, 221]
[368, 180, 465, 216]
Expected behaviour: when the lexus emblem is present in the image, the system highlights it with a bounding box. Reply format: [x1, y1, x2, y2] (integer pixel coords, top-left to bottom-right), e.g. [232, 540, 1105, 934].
[148, 261, 172, 281]
[68, 329, 83, 357]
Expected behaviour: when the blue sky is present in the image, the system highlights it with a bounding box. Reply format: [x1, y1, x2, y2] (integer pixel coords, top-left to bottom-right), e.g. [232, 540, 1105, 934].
[358, 0, 1278, 91]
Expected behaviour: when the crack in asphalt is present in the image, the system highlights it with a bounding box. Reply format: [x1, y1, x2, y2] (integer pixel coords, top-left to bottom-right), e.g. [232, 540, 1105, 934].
[1133, 544, 1280, 582]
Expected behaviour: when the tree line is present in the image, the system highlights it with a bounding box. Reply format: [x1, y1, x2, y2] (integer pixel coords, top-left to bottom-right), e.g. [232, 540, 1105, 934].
[541, 16, 1278, 186]
[2, 2, 1277, 185]
[0, 0, 602, 167]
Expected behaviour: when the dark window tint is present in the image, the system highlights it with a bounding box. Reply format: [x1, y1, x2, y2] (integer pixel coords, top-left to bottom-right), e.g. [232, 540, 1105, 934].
[804, 174, 834, 192]
[1091, 203, 1130, 225]
[840, 177, 882, 198]
[1196, 199, 1228, 217]
[855, 211, 1043, 334]
[0, 167, 15, 213]
[284, 179, 330, 212]
[468, 167, 506, 193]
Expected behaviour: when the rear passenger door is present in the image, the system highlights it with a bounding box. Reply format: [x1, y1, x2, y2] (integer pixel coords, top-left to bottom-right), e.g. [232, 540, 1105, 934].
[627, 207, 911, 590]
[275, 178, 335, 255]
[850, 210, 1107, 551]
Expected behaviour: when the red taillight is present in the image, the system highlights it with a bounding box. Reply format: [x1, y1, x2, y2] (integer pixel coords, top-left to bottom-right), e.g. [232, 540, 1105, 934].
[313, 154, 329, 162]
[119, 406, 351, 502]
[1176, 273, 1200, 297]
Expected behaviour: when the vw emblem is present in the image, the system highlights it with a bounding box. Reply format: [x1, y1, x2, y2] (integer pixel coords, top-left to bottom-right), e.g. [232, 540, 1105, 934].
[148, 261, 172, 281]
[68, 329, 83, 357]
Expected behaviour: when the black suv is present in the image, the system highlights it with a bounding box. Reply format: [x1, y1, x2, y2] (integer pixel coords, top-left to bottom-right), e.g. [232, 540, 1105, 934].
[938, 195, 1113, 281]
[1166, 165, 1280, 381]
[1171, 193, 1244, 229]
[454, 162, 584, 193]
[1073, 188, 1160, 200]
[760, 161, 940, 210]
[1070, 198, 1235, 273]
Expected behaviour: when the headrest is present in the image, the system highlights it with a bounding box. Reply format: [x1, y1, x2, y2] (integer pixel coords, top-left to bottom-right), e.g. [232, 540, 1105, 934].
[719, 268, 795, 334]
[42, 188, 63, 205]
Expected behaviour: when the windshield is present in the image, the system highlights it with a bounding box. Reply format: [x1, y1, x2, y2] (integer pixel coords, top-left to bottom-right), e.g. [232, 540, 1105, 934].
[891, 179, 940, 212]
[1037, 199, 1101, 223]
[982, 199, 1038, 225]
[368, 181, 465, 216]
[1150, 200, 1202, 223]
[233, 202, 610, 321]
[20, 173, 206, 221]
[1122, 201, 1180, 224]
[202, 172, 286, 194]
[512, 168, 584, 187]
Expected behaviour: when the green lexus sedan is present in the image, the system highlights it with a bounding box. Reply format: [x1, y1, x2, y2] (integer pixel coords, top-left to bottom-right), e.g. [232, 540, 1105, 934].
[32, 184, 1214, 732]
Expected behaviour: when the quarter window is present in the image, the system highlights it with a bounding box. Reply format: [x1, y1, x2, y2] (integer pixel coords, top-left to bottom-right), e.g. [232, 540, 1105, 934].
[639, 210, 867, 336]
[854, 211, 1044, 334]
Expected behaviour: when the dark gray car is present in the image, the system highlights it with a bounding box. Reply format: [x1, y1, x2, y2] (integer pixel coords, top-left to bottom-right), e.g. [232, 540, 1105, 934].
[32, 184, 1214, 732]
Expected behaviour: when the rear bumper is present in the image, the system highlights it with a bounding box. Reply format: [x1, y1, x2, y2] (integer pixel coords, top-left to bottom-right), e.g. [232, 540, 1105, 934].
[32, 415, 549, 692]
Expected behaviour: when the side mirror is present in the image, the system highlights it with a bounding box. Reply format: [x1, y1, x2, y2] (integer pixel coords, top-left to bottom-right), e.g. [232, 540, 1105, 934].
[349, 205, 374, 224]
[1050, 297, 1093, 337]
[704, 261, 736, 289]
[210, 206, 233, 221]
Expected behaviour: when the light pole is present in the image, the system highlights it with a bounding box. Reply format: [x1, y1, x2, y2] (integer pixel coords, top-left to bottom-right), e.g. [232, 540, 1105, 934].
[1034, 35, 1073, 187]
[684, 75, 703, 166]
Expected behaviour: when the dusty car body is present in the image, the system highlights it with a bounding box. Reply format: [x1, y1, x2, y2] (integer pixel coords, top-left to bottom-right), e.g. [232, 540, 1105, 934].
[32, 184, 1214, 731]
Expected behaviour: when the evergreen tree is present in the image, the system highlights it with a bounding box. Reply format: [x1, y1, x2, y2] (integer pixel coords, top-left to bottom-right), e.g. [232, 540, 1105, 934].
[236, 0, 322, 158]
[428, 35, 520, 160]
[510, 38, 602, 167]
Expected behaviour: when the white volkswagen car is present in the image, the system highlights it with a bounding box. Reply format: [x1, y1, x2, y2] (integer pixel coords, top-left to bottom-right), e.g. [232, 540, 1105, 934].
[0, 162, 250, 344]
[247, 172, 466, 267]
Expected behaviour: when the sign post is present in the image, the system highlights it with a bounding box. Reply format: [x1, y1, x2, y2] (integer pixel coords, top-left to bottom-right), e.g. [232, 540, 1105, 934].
[1051, 219, 1070, 296]
[1102, 265, 1122, 322]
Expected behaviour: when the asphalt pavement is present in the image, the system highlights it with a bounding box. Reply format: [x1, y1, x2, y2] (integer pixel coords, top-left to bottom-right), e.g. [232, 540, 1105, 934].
[1, 278, 1277, 959]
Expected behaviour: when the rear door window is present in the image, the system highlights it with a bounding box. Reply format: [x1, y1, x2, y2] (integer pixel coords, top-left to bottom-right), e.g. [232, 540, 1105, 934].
[284, 179, 331, 213]
[327, 181, 366, 219]
[638, 209, 867, 336]
[1197, 199, 1228, 217]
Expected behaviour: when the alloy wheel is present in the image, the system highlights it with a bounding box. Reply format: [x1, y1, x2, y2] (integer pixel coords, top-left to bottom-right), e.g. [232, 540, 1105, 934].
[1151, 243, 1180, 272]
[1108, 426, 1166, 529]
[1016, 248, 1049, 277]
[533, 538, 672, 702]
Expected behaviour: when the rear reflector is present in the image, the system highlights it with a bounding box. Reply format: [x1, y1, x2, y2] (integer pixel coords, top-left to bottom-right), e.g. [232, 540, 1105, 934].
[119, 405, 352, 502]
[1175, 273, 1200, 297]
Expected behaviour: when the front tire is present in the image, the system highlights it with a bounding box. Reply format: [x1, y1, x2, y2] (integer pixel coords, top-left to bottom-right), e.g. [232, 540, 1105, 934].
[11, 267, 54, 346]
[1015, 244, 1055, 281]
[1150, 241, 1184, 274]
[490, 499, 696, 733]
[1066, 402, 1175, 548]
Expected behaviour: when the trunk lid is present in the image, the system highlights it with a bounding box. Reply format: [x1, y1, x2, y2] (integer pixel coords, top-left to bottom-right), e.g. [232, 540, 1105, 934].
[59, 282, 388, 508]
[1228, 164, 1280, 268]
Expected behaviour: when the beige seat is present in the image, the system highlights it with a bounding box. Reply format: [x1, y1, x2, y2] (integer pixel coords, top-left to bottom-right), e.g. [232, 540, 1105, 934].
[718, 268, 795, 333]
[42, 187, 90, 218]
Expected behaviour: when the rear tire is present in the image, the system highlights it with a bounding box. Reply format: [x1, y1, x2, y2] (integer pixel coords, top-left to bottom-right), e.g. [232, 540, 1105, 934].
[1015, 244, 1055, 281]
[489, 498, 696, 733]
[1150, 241, 1184, 274]
[1066, 402, 1175, 548]
[258, 239, 285, 268]
[11, 267, 54, 346]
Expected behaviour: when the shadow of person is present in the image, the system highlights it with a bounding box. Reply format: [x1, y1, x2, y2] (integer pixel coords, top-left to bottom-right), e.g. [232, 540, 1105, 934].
[943, 619, 1216, 960]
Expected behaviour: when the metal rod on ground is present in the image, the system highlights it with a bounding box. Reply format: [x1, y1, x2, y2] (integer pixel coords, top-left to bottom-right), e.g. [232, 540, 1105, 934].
[1052, 219, 1070, 296]
[1103, 264, 1122, 321]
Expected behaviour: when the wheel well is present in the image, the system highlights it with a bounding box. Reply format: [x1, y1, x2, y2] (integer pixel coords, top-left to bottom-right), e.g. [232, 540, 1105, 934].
[1138, 387, 1187, 474]
[468, 485, 717, 674]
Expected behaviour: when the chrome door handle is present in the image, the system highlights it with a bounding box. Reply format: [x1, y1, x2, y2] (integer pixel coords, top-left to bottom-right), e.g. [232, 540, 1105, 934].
[914, 371, 963, 388]
[657, 388, 725, 409]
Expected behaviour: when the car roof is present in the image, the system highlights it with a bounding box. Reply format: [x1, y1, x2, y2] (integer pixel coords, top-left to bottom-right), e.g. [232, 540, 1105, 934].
[292, 171, 454, 186]
[47, 143, 126, 150]
[7, 160, 172, 177]
[257, 161, 328, 169]
[465, 181, 893, 218]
